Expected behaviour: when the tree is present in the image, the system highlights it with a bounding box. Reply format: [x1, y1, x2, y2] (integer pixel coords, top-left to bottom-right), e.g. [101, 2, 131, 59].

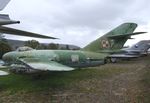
[24, 40, 40, 49]
[47, 43, 59, 49]
[0, 34, 7, 42]
[0, 41, 12, 59]
[0, 34, 4, 39]
[66, 45, 70, 50]
[38, 44, 48, 49]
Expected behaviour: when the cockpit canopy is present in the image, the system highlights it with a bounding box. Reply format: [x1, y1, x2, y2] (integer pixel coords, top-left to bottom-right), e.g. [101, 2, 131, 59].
[16, 46, 34, 52]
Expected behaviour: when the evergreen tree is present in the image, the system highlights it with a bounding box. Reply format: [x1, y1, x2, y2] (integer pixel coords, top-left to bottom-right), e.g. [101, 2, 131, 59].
[0, 41, 12, 59]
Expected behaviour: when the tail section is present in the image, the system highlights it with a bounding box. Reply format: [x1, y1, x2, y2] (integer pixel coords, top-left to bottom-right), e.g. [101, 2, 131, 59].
[83, 23, 146, 52]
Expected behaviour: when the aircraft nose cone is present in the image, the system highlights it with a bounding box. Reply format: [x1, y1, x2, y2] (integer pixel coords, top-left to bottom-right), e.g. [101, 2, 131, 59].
[2, 52, 13, 62]
[0, 70, 9, 76]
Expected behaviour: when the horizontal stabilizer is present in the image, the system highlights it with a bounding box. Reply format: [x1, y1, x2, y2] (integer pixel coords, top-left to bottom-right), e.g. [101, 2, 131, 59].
[0, 26, 58, 39]
[19, 58, 75, 71]
[108, 32, 147, 39]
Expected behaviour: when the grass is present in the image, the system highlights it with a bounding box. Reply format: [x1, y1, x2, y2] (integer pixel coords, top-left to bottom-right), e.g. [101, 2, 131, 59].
[0, 66, 128, 93]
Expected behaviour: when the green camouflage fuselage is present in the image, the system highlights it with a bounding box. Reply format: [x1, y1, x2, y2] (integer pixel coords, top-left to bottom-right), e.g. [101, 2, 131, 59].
[3, 50, 107, 68]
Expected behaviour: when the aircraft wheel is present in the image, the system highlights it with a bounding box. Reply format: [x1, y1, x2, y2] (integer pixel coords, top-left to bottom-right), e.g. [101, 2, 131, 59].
[105, 57, 111, 63]
[110, 58, 117, 63]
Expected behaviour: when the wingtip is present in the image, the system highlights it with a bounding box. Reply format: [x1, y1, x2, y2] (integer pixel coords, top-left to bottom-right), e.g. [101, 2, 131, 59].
[46, 37, 59, 39]
[16, 21, 20, 24]
[46, 36, 59, 39]
[142, 32, 147, 34]
[54, 37, 59, 39]
[135, 32, 147, 34]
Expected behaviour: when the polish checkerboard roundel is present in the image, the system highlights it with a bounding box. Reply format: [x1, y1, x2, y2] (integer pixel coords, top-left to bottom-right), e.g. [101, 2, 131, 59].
[101, 39, 110, 48]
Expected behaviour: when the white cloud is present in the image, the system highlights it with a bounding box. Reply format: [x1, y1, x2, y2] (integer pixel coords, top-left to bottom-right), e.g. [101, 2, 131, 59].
[1, 0, 150, 47]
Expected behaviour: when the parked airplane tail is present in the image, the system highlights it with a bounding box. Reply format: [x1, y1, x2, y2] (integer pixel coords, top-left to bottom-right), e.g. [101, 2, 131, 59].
[83, 23, 146, 52]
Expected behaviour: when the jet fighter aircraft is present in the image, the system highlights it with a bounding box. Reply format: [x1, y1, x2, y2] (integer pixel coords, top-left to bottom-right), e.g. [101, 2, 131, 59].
[122, 40, 150, 56]
[0, 0, 57, 76]
[0, 0, 57, 39]
[0, 23, 146, 76]
[107, 40, 150, 62]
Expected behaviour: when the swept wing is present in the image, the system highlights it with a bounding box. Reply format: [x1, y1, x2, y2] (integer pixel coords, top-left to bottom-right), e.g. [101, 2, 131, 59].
[0, 26, 58, 39]
[0, 15, 57, 39]
[18, 58, 75, 71]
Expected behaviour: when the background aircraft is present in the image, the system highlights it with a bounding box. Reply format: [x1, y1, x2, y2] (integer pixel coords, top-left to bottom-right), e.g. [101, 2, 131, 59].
[0, 23, 146, 76]
[0, 0, 57, 39]
[107, 40, 150, 62]
[122, 40, 150, 56]
[0, 0, 10, 11]
[0, 14, 57, 39]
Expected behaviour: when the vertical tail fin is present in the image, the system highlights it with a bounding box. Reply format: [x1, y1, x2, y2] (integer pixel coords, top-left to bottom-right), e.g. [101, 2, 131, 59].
[83, 23, 145, 52]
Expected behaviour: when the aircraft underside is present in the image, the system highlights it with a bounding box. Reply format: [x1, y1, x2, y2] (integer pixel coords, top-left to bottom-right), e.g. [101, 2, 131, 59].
[8, 59, 105, 74]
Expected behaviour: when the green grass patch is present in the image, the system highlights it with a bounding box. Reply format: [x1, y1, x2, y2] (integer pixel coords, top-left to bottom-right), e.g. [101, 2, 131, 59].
[0, 66, 128, 93]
